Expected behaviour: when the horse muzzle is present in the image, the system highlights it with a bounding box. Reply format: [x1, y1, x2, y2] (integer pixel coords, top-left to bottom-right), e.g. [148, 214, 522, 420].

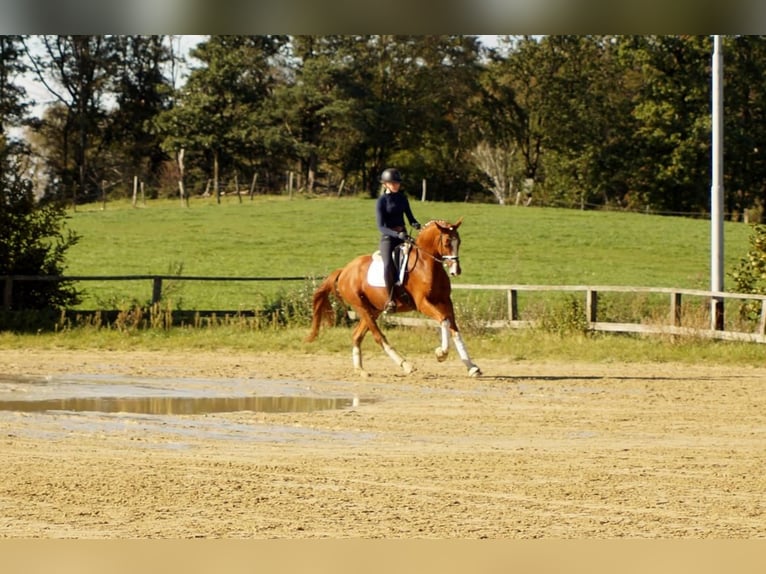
[442, 255, 461, 276]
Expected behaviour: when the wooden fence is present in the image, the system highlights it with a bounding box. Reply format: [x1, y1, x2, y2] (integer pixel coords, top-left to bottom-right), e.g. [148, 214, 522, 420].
[3, 275, 766, 343]
[389, 284, 766, 344]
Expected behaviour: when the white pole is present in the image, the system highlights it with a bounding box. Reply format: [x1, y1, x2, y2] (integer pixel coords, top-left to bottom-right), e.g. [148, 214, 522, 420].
[711, 35, 724, 329]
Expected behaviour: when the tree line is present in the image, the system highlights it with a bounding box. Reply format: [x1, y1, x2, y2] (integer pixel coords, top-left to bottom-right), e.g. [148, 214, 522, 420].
[3, 35, 766, 220]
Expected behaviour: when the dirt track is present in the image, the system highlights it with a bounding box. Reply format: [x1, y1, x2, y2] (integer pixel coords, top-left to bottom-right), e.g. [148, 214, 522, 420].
[0, 348, 764, 538]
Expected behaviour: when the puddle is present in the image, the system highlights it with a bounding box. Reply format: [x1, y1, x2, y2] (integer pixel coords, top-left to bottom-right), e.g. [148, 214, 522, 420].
[0, 374, 380, 447]
[0, 395, 364, 415]
[0, 374, 373, 415]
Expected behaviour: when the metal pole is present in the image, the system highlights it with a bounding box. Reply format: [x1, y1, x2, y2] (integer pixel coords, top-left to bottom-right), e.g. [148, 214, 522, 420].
[711, 35, 724, 330]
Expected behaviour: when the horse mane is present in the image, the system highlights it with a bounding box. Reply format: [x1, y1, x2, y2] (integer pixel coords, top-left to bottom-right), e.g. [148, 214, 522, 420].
[419, 219, 461, 240]
[423, 219, 449, 229]
[422, 219, 461, 231]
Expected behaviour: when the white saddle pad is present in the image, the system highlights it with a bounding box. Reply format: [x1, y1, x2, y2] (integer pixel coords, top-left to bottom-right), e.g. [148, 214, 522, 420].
[366, 252, 386, 287]
[367, 250, 409, 287]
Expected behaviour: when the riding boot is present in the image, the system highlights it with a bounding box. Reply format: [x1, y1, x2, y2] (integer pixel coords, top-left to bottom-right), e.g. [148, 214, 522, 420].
[384, 295, 397, 313]
[383, 283, 397, 313]
[396, 285, 411, 306]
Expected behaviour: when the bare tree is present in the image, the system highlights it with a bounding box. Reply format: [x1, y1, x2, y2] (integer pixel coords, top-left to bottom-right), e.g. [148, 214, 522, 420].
[23, 35, 116, 203]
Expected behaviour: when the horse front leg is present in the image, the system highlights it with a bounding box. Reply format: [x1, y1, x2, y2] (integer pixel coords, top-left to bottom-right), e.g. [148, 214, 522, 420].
[416, 296, 482, 377]
[436, 318, 481, 377]
[435, 319, 450, 362]
[441, 319, 481, 377]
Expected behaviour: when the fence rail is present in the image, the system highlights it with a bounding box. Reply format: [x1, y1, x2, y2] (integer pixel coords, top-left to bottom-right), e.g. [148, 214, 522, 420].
[2, 274, 308, 311]
[398, 283, 766, 344]
[3, 275, 766, 343]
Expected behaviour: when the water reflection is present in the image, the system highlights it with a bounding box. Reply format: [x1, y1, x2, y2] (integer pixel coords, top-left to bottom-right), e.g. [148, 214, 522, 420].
[0, 395, 365, 415]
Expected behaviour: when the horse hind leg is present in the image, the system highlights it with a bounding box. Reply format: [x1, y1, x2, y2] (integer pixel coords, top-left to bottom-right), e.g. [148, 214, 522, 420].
[351, 321, 370, 378]
[383, 340, 414, 374]
[355, 305, 414, 375]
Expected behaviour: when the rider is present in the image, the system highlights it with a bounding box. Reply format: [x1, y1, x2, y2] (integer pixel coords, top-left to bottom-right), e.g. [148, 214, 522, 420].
[376, 167, 422, 313]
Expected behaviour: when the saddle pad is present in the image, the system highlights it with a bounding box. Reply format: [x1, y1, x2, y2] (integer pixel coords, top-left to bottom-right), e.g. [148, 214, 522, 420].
[367, 254, 386, 287]
[367, 249, 408, 287]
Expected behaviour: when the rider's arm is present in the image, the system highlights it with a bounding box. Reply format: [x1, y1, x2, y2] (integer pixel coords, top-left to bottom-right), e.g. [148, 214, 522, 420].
[403, 198, 421, 229]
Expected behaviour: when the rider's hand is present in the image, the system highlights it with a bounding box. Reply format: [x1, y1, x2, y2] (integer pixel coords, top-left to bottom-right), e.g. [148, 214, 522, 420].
[412, 222, 421, 230]
[397, 231, 408, 240]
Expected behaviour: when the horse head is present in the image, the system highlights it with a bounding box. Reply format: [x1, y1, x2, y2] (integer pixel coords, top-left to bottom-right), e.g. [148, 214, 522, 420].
[417, 217, 463, 276]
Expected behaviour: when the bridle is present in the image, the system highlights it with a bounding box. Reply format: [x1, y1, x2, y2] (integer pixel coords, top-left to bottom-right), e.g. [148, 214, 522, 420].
[439, 254, 459, 264]
[409, 222, 460, 269]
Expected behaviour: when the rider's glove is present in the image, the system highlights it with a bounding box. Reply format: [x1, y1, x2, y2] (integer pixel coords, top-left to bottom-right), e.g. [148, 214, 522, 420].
[397, 231, 408, 240]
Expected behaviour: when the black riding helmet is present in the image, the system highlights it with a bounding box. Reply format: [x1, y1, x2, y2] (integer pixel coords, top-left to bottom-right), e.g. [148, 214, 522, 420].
[380, 168, 402, 183]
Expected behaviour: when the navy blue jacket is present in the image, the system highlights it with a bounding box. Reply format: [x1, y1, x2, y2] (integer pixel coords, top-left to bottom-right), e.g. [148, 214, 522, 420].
[376, 191, 420, 239]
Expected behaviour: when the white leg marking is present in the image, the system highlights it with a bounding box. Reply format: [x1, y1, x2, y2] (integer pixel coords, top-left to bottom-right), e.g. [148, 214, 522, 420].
[383, 342, 413, 374]
[353, 346, 370, 377]
[452, 331, 481, 376]
[435, 319, 450, 361]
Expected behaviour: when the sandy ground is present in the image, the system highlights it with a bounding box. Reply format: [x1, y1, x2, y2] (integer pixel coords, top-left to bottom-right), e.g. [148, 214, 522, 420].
[0, 347, 764, 539]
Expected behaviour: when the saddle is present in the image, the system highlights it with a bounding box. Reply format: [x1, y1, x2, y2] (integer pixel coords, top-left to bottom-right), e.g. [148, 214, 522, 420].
[366, 242, 412, 288]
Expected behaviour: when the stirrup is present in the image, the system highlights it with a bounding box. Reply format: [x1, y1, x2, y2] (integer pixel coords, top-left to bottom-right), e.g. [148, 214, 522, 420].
[384, 299, 397, 313]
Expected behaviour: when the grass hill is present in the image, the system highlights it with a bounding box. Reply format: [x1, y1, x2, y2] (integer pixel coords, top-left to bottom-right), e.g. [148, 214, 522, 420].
[64, 195, 752, 310]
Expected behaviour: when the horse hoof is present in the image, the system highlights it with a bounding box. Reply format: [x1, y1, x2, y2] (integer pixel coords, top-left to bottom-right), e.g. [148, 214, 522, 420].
[357, 369, 370, 378]
[401, 361, 414, 375]
[434, 347, 448, 362]
[468, 366, 482, 377]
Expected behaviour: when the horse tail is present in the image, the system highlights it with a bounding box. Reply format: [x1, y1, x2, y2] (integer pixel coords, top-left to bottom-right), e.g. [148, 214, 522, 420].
[305, 268, 343, 342]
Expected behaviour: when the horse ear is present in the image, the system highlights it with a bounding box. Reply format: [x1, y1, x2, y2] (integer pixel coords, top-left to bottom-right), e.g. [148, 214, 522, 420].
[454, 216, 464, 229]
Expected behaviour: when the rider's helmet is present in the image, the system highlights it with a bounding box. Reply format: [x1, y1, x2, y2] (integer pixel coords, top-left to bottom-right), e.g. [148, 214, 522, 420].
[380, 168, 402, 183]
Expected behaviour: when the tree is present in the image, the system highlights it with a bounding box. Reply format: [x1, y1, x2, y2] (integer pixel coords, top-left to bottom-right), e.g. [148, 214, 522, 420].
[513, 36, 638, 209]
[0, 150, 80, 317]
[268, 35, 361, 193]
[315, 35, 486, 199]
[154, 35, 288, 201]
[476, 36, 536, 204]
[398, 35, 487, 202]
[0, 36, 28, 142]
[722, 36, 766, 222]
[24, 35, 118, 204]
[626, 35, 712, 214]
[104, 35, 174, 197]
[1, 38, 80, 324]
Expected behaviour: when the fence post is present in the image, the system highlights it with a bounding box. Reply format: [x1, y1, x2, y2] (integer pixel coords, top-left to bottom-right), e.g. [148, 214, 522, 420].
[759, 300, 766, 336]
[249, 173, 258, 200]
[586, 289, 598, 323]
[152, 277, 163, 305]
[2, 276, 12, 310]
[670, 292, 682, 326]
[507, 289, 518, 321]
[711, 297, 724, 331]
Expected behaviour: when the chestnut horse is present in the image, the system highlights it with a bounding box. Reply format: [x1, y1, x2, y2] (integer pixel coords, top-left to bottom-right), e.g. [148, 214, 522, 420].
[306, 218, 481, 377]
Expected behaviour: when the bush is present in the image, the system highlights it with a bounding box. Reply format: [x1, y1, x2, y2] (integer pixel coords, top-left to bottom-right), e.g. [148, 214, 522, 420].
[537, 295, 590, 336]
[730, 223, 766, 322]
[0, 146, 81, 329]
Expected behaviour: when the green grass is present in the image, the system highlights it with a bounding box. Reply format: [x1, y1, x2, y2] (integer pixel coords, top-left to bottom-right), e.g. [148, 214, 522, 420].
[2, 324, 764, 367]
[4, 194, 762, 365]
[63, 194, 751, 309]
